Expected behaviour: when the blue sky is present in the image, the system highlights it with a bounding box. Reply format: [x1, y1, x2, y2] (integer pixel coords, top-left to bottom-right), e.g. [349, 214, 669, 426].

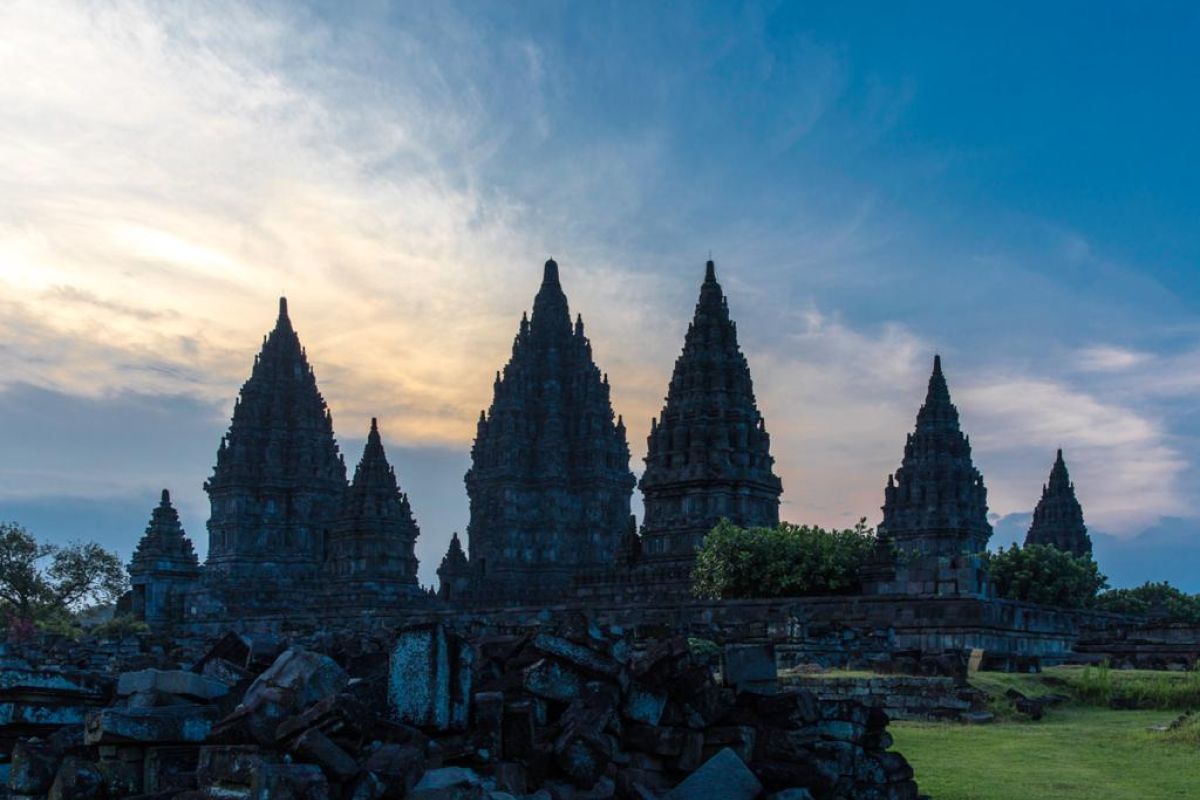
[0, 1, 1197, 590]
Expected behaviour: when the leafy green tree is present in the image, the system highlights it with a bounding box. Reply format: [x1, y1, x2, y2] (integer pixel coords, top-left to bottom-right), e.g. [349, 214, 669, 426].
[0, 523, 127, 626]
[1094, 581, 1200, 623]
[692, 518, 876, 600]
[985, 543, 1107, 608]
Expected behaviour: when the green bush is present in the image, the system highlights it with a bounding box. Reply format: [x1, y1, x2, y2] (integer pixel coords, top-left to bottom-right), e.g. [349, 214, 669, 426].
[985, 544, 1107, 608]
[692, 519, 876, 600]
[1094, 582, 1200, 624]
[90, 614, 150, 639]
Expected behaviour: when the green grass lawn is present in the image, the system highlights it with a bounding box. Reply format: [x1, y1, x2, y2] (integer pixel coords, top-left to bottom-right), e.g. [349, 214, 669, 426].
[890, 669, 1200, 800]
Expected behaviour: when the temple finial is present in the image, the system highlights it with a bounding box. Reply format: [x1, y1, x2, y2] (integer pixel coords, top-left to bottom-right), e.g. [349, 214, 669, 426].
[705, 259, 716, 283]
[543, 258, 559, 285]
[160, 488, 171, 505]
[279, 297, 288, 319]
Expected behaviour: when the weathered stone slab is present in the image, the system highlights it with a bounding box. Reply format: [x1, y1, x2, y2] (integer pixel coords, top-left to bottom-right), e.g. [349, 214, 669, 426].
[389, 624, 472, 731]
[722, 644, 777, 694]
[248, 762, 330, 800]
[84, 705, 218, 744]
[663, 747, 762, 800]
[117, 669, 229, 701]
[410, 766, 484, 799]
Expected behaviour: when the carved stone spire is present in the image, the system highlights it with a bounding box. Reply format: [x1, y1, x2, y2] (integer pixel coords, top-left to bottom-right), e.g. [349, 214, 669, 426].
[1025, 449, 1092, 557]
[436, 531, 471, 601]
[639, 260, 782, 566]
[204, 297, 346, 580]
[128, 489, 200, 623]
[464, 259, 636, 602]
[880, 355, 991, 556]
[327, 418, 421, 589]
[130, 490, 200, 577]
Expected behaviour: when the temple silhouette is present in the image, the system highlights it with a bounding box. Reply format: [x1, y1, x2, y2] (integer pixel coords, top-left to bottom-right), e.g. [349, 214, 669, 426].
[127, 258, 1093, 625]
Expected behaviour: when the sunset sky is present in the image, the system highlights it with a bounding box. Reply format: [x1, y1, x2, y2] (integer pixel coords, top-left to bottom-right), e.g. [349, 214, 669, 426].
[2, 1, 1198, 589]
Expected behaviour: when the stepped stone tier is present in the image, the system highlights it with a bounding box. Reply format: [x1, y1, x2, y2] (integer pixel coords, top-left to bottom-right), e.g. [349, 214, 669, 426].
[1025, 449, 1093, 557]
[864, 356, 993, 598]
[639, 260, 782, 571]
[203, 298, 347, 582]
[460, 259, 636, 603]
[128, 490, 201, 625]
[326, 418, 421, 593]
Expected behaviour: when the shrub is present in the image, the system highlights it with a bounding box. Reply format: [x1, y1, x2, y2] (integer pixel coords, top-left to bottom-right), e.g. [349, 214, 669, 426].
[985, 544, 1107, 608]
[1094, 582, 1200, 624]
[692, 518, 876, 600]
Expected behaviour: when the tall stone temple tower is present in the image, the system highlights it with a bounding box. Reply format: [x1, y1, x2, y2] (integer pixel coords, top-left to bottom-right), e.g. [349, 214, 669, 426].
[128, 490, 201, 625]
[204, 298, 347, 583]
[462, 259, 636, 602]
[1025, 449, 1092, 557]
[639, 260, 782, 573]
[865, 355, 993, 597]
[326, 418, 422, 596]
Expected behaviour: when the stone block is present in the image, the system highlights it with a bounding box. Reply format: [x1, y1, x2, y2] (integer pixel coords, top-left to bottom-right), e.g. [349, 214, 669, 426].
[293, 728, 358, 782]
[722, 644, 777, 694]
[248, 762, 330, 800]
[356, 742, 424, 797]
[621, 685, 667, 726]
[9, 739, 62, 794]
[117, 669, 229, 701]
[531, 635, 622, 679]
[85, 705, 218, 744]
[410, 766, 485, 800]
[662, 747, 762, 800]
[389, 624, 472, 731]
[47, 756, 102, 800]
[144, 745, 200, 793]
[521, 659, 585, 703]
[197, 745, 279, 788]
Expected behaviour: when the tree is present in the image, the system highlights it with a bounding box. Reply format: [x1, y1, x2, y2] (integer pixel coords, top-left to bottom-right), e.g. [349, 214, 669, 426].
[985, 543, 1107, 608]
[692, 519, 876, 600]
[0, 523, 127, 626]
[1094, 581, 1200, 623]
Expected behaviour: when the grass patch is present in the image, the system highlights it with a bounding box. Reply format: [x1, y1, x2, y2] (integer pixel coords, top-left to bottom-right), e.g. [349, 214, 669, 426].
[893, 707, 1199, 800]
[969, 665, 1200, 711]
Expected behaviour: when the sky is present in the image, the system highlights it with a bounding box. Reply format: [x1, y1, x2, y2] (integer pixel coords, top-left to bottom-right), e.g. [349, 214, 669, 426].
[1, 0, 1198, 591]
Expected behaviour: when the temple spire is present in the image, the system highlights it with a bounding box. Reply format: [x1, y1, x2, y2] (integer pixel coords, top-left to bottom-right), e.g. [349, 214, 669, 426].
[205, 297, 346, 579]
[465, 258, 635, 602]
[327, 418, 420, 588]
[640, 259, 781, 570]
[1025, 449, 1092, 557]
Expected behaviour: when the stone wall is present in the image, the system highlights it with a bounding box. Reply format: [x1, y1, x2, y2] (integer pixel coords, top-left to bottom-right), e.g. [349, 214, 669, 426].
[780, 675, 987, 721]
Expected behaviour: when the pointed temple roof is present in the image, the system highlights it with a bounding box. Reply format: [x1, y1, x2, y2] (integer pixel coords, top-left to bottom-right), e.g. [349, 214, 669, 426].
[880, 355, 992, 555]
[639, 260, 781, 563]
[328, 418, 420, 584]
[465, 259, 635, 595]
[204, 297, 346, 575]
[129, 489, 200, 577]
[1025, 449, 1092, 557]
[439, 531, 469, 575]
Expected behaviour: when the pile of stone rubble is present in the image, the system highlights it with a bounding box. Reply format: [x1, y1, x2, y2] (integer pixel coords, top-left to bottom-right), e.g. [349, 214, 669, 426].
[1, 621, 921, 799]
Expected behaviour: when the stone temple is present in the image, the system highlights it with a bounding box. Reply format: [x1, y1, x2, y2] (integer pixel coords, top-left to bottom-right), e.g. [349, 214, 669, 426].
[458, 259, 637, 603]
[128, 490, 200, 625]
[637, 260, 782, 582]
[1024, 449, 1092, 557]
[864, 355, 993, 597]
[125, 256, 1102, 628]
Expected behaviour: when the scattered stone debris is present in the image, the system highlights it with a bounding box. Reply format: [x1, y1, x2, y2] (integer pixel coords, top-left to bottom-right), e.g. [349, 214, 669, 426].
[1003, 689, 1068, 721]
[1, 621, 921, 799]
